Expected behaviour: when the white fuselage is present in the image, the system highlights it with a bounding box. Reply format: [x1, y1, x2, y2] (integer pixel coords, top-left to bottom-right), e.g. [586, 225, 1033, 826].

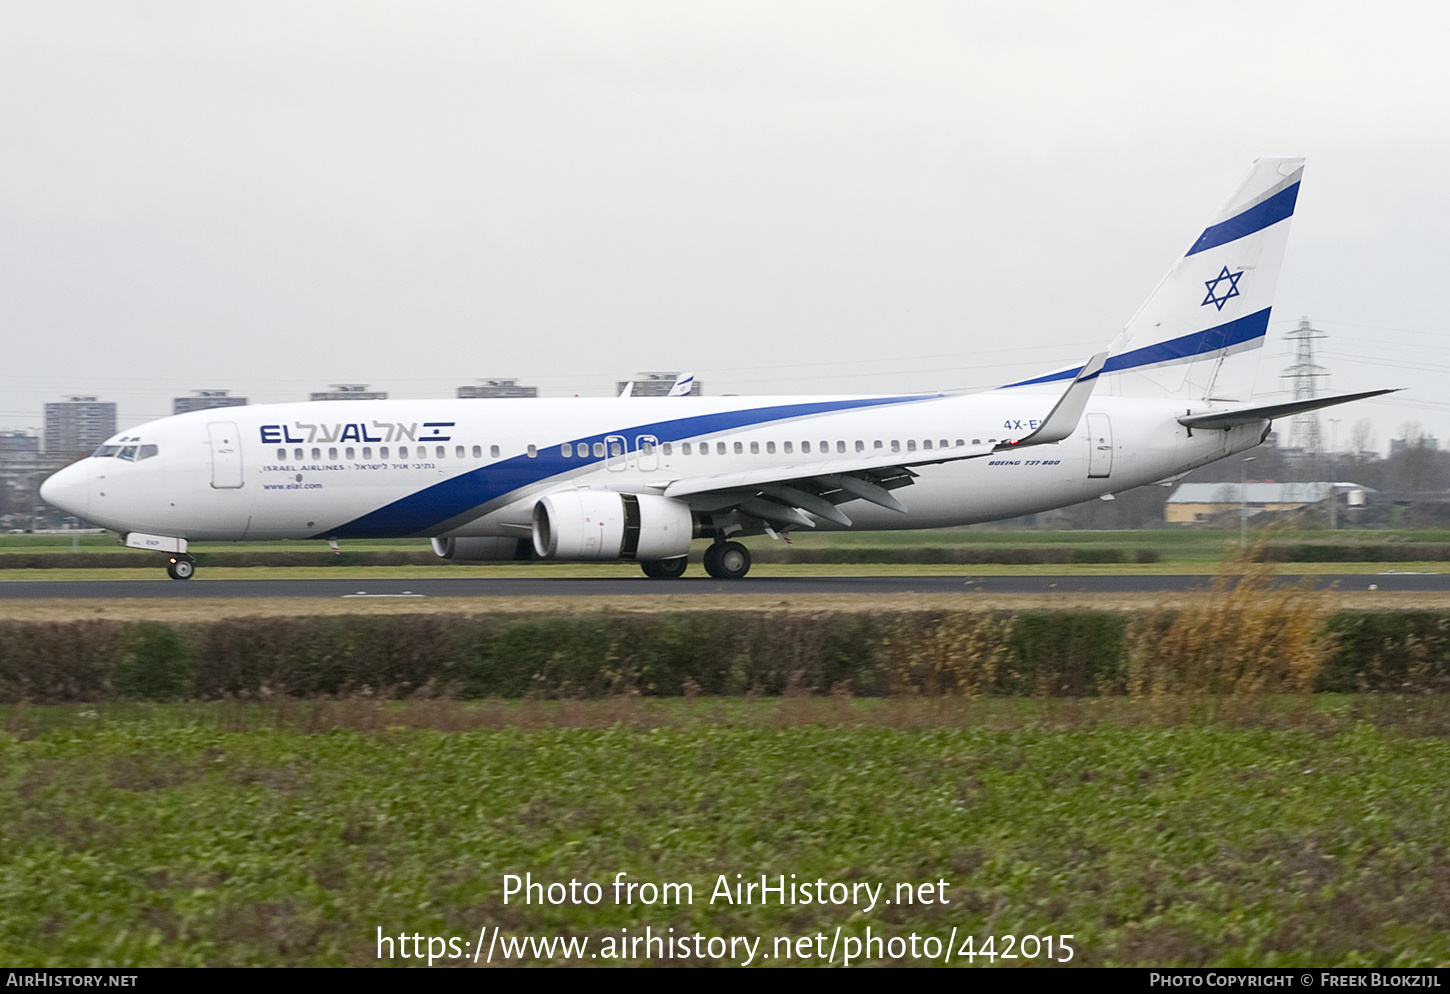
[41, 391, 1263, 544]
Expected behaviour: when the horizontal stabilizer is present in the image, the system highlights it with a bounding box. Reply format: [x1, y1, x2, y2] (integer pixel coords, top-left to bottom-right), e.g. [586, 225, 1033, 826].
[1176, 389, 1398, 430]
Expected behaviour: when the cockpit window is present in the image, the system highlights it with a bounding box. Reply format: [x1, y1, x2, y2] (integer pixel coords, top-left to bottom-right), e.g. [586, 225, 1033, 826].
[136, 444, 159, 461]
[117, 445, 138, 461]
[92, 445, 120, 458]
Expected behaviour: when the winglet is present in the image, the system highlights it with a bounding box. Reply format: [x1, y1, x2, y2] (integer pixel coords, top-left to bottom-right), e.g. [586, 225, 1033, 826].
[995, 351, 1108, 451]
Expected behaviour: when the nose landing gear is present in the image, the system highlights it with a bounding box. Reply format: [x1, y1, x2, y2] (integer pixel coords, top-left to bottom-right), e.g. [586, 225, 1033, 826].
[165, 555, 195, 580]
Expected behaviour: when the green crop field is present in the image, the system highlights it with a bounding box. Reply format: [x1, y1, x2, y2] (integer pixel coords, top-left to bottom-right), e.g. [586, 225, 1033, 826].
[3, 699, 1448, 967]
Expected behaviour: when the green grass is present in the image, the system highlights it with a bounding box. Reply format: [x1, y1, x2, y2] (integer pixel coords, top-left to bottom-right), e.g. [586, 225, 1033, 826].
[1, 561, 1443, 583]
[3, 700, 1448, 966]
[12, 528, 1450, 559]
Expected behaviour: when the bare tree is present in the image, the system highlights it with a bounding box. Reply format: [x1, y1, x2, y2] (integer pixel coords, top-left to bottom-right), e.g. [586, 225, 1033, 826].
[1350, 418, 1377, 459]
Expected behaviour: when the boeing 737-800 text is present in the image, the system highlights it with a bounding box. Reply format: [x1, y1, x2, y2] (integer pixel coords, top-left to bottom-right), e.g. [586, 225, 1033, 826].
[40, 158, 1389, 580]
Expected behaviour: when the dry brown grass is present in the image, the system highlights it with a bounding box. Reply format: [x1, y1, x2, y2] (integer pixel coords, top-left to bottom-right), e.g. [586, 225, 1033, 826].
[882, 612, 1012, 696]
[1127, 544, 1340, 723]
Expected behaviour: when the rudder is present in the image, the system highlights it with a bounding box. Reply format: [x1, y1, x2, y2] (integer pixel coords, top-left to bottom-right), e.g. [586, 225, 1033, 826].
[1006, 157, 1304, 402]
[1105, 156, 1304, 400]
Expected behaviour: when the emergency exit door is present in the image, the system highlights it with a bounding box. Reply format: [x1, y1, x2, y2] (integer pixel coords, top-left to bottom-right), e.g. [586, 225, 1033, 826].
[1086, 413, 1112, 479]
[208, 422, 244, 489]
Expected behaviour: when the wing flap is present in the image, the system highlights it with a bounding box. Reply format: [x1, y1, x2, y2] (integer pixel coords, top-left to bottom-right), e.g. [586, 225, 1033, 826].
[658, 445, 991, 499]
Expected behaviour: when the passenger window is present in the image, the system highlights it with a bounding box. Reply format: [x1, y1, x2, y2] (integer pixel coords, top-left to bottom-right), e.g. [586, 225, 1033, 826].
[734, 442, 744, 455]
[958, 439, 966, 447]
[855, 440, 865, 453]
[561, 443, 572, 457]
[906, 440, 916, 452]
[801, 442, 810, 454]
[380, 446, 389, 459]
[491, 445, 500, 458]
[716, 442, 726, 455]
[397, 446, 407, 459]
[294, 448, 304, 460]
[328, 447, 338, 460]
[682, 442, 692, 455]
[891, 440, 900, 452]
[608, 440, 622, 458]
[473, 445, 482, 458]
[527, 444, 537, 458]
[436, 446, 446, 458]
[456, 445, 465, 459]
[137, 445, 158, 461]
[766, 441, 775, 454]
[277, 448, 286, 460]
[873, 440, 882, 450]
[346, 447, 356, 460]
[662, 443, 672, 456]
[591, 442, 604, 457]
[784, 441, 793, 454]
[749, 441, 759, 454]
[363, 447, 372, 459]
[922, 439, 932, 450]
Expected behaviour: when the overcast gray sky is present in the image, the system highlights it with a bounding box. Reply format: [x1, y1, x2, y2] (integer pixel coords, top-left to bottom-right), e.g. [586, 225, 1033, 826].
[3, 1, 1448, 453]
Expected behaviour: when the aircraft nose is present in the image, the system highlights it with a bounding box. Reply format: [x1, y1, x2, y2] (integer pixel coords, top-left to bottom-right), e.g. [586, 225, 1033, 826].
[40, 461, 90, 518]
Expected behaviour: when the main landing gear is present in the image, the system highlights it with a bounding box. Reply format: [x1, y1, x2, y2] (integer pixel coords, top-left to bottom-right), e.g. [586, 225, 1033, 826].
[702, 540, 751, 580]
[165, 555, 195, 580]
[638, 541, 753, 580]
[639, 557, 689, 579]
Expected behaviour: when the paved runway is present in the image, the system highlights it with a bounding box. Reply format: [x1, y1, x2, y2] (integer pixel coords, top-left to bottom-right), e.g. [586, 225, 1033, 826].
[1, 573, 1445, 599]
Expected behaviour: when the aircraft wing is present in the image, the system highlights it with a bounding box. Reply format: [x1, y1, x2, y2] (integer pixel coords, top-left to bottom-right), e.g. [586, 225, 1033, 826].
[1177, 388, 1398, 430]
[649, 353, 1107, 529]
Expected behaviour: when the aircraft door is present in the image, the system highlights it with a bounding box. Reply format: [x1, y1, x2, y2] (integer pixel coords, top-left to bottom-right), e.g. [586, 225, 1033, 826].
[604, 434, 627, 472]
[1086, 413, 1112, 479]
[636, 434, 659, 471]
[208, 422, 244, 489]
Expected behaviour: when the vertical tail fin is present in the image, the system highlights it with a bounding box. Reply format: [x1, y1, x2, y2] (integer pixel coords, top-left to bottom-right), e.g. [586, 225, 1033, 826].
[1007, 158, 1303, 401]
[1105, 156, 1304, 400]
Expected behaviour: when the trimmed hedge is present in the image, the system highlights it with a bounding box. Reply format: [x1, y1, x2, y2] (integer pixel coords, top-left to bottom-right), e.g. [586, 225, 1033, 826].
[1, 609, 1447, 703]
[1320, 611, 1450, 693]
[1255, 544, 1450, 563]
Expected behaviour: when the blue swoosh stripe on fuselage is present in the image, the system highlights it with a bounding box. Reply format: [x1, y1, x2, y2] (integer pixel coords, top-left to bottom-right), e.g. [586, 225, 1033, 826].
[319, 394, 937, 539]
[1004, 308, 1270, 388]
[1186, 182, 1299, 256]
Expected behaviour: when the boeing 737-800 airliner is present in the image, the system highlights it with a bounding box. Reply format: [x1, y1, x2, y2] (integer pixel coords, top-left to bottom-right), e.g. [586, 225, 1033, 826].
[41, 158, 1388, 580]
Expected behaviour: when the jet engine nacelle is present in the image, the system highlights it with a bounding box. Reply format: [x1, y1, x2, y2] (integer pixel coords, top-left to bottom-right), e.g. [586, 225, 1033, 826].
[532, 490, 693, 561]
[431, 536, 534, 562]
